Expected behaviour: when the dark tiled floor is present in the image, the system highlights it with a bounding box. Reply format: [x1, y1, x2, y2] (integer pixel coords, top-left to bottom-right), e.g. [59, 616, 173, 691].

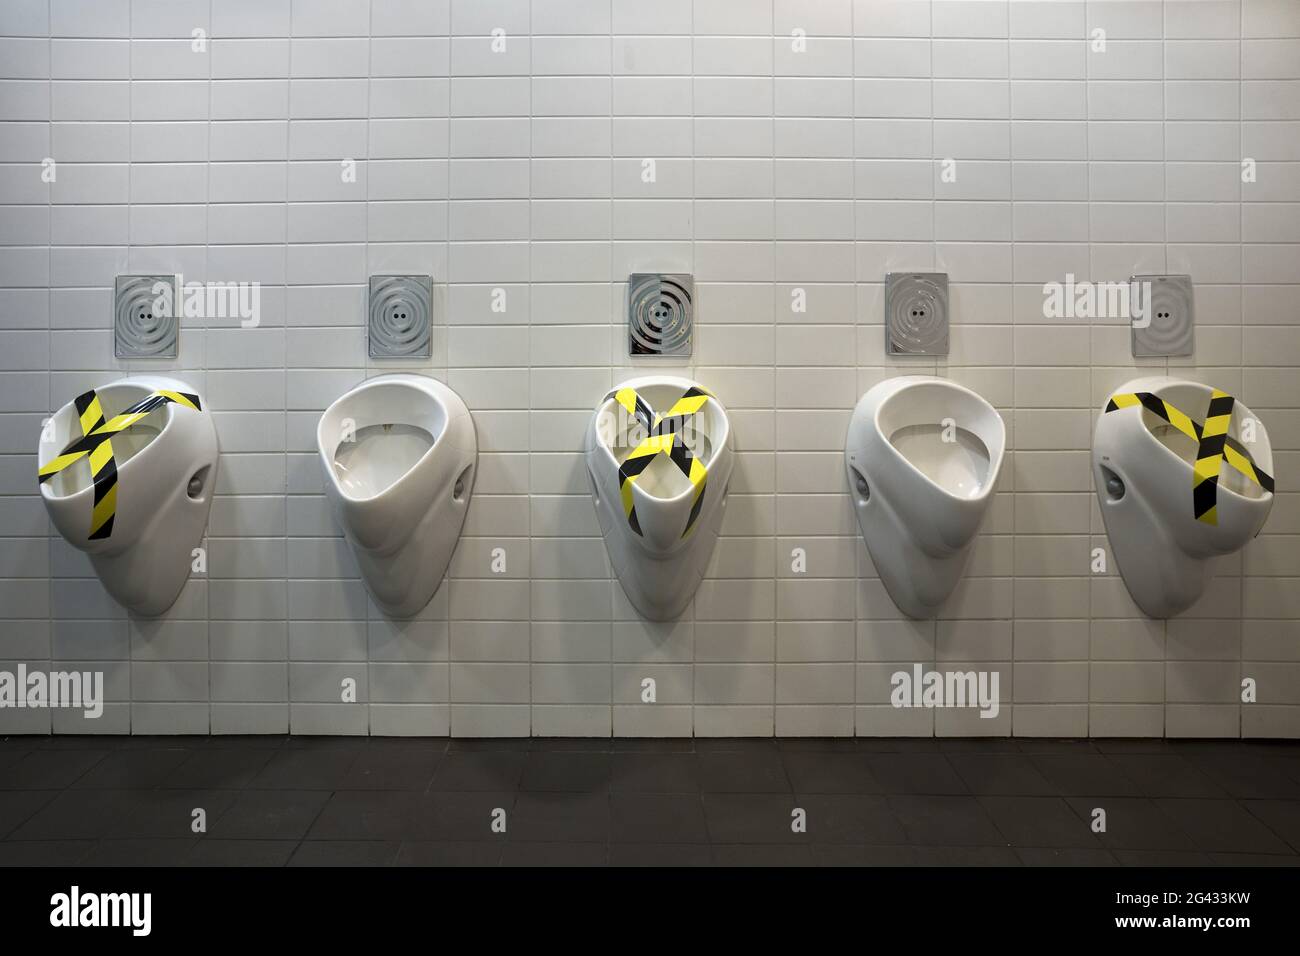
[1, 734, 1299, 867]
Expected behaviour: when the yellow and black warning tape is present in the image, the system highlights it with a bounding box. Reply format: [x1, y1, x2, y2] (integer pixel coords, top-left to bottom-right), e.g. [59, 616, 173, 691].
[1105, 389, 1274, 525]
[38, 388, 202, 540]
[608, 385, 713, 539]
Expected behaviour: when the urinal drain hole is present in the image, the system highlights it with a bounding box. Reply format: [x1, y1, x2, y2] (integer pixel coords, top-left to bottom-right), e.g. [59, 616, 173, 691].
[850, 467, 870, 501]
[187, 465, 210, 500]
[1101, 466, 1125, 501]
[453, 464, 473, 502]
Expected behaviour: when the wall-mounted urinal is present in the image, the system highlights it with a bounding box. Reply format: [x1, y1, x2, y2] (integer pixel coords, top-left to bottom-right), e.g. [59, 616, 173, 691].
[1094, 377, 1275, 618]
[38, 375, 219, 616]
[845, 377, 1006, 619]
[586, 376, 732, 621]
[317, 374, 476, 617]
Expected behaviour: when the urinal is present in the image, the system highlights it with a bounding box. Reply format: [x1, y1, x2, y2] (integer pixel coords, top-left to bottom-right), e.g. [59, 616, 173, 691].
[317, 374, 476, 618]
[845, 376, 1006, 619]
[585, 376, 733, 621]
[1093, 376, 1275, 618]
[38, 375, 219, 616]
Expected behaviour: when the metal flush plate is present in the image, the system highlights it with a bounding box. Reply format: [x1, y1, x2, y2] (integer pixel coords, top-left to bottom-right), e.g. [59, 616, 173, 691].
[628, 273, 693, 357]
[114, 274, 180, 359]
[369, 274, 433, 359]
[885, 272, 949, 356]
[1131, 274, 1195, 358]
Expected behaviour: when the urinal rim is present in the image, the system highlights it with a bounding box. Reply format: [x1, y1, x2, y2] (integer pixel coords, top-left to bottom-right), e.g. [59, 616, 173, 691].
[316, 372, 466, 507]
[1099, 376, 1274, 511]
[590, 374, 732, 511]
[864, 376, 1006, 506]
[38, 375, 199, 507]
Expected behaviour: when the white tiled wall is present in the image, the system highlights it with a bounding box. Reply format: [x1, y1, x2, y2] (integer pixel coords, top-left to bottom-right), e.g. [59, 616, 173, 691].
[1, 0, 1298, 738]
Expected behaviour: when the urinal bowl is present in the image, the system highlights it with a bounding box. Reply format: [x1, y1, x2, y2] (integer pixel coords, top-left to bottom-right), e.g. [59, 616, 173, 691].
[846, 376, 1006, 619]
[1094, 376, 1274, 618]
[585, 376, 733, 621]
[317, 374, 477, 618]
[38, 375, 219, 616]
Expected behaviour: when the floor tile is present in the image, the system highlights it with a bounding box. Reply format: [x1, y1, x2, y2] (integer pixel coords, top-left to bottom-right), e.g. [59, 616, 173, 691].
[165, 748, 275, 789]
[71, 748, 191, 789]
[1185, 753, 1300, 800]
[1241, 800, 1300, 853]
[186, 840, 297, 867]
[1113, 849, 1212, 866]
[0, 749, 108, 789]
[247, 748, 360, 790]
[511, 792, 610, 843]
[979, 796, 1101, 848]
[1154, 798, 1294, 855]
[948, 754, 1055, 796]
[937, 738, 1022, 754]
[1016, 739, 1099, 755]
[781, 752, 882, 793]
[307, 791, 430, 842]
[812, 844, 917, 866]
[500, 842, 606, 866]
[10, 790, 141, 840]
[696, 752, 791, 792]
[609, 843, 711, 866]
[203, 735, 288, 750]
[702, 794, 805, 844]
[395, 841, 503, 866]
[609, 753, 700, 793]
[0, 840, 92, 866]
[910, 845, 1021, 866]
[82, 839, 197, 866]
[1015, 847, 1117, 866]
[340, 749, 442, 791]
[775, 737, 863, 753]
[609, 738, 694, 753]
[113, 789, 240, 839]
[447, 738, 531, 752]
[421, 791, 518, 842]
[429, 751, 527, 791]
[1028, 754, 1142, 796]
[695, 738, 779, 754]
[0, 790, 58, 839]
[887, 795, 1005, 846]
[712, 844, 815, 866]
[519, 752, 611, 792]
[1063, 796, 1198, 852]
[867, 754, 968, 794]
[609, 793, 708, 843]
[289, 840, 401, 866]
[214, 790, 331, 841]
[1103, 754, 1228, 799]
[795, 794, 906, 844]
[1207, 852, 1300, 866]
[531, 738, 610, 753]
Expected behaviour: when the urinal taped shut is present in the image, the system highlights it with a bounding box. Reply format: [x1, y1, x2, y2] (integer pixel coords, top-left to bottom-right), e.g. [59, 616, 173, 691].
[38, 376, 219, 616]
[1093, 377, 1275, 618]
[586, 376, 733, 621]
[317, 374, 476, 618]
[846, 376, 1006, 619]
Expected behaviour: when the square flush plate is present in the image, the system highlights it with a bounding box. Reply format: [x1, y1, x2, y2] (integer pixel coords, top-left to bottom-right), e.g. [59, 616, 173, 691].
[114, 274, 180, 359]
[885, 272, 949, 356]
[368, 275, 433, 359]
[628, 273, 693, 357]
[1131, 274, 1194, 358]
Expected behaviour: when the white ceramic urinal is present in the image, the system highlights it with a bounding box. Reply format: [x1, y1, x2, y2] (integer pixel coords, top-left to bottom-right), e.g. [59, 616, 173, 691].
[845, 376, 1006, 619]
[586, 376, 733, 621]
[1094, 376, 1274, 618]
[38, 375, 219, 616]
[317, 374, 476, 618]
